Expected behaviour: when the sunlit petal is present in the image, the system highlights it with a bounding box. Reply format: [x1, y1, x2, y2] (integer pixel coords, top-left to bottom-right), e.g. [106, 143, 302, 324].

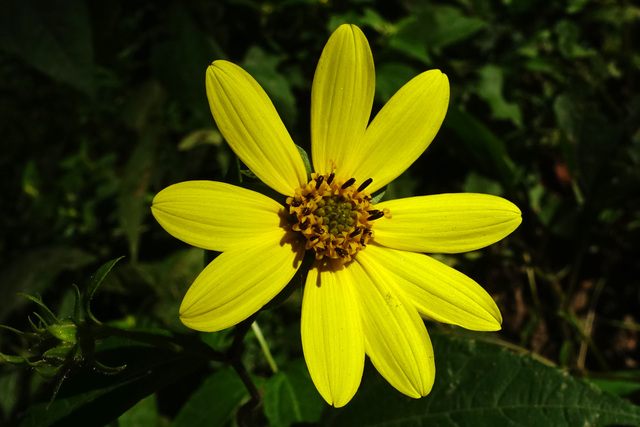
[352, 70, 449, 193]
[179, 231, 304, 332]
[206, 60, 307, 196]
[350, 256, 435, 398]
[375, 193, 522, 253]
[301, 260, 365, 407]
[151, 181, 284, 252]
[362, 244, 502, 331]
[311, 24, 375, 177]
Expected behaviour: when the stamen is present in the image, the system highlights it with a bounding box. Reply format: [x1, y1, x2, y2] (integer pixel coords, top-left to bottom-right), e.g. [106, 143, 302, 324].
[327, 173, 335, 184]
[315, 175, 324, 187]
[291, 199, 302, 207]
[367, 211, 385, 221]
[300, 218, 310, 230]
[349, 228, 361, 238]
[357, 178, 373, 192]
[341, 178, 356, 189]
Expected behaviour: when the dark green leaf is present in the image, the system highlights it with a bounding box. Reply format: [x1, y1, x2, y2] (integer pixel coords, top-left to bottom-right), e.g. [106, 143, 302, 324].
[171, 367, 248, 427]
[476, 65, 522, 127]
[85, 257, 124, 324]
[0, 0, 95, 96]
[263, 358, 324, 427]
[17, 338, 205, 427]
[322, 331, 640, 426]
[0, 247, 95, 323]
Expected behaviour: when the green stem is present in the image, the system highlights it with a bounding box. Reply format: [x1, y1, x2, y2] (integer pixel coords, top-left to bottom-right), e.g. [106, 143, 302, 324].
[252, 321, 278, 374]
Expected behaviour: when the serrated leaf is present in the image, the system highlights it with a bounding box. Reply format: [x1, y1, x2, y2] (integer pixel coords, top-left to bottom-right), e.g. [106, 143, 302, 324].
[263, 358, 324, 427]
[171, 367, 248, 427]
[322, 332, 640, 426]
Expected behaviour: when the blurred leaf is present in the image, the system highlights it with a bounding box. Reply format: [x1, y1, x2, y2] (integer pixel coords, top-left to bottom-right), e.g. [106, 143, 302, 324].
[0, 368, 21, 419]
[555, 20, 596, 59]
[425, 5, 486, 51]
[178, 129, 223, 151]
[0, 0, 95, 97]
[150, 3, 222, 125]
[243, 46, 297, 127]
[375, 62, 421, 104]
[263, 358, 324, 427]
[0, 247, 95, 323]
[388, 16, 431, 65]
[171, 367, 247, 427]
[462, 172, 504, 196]
[445, 106, 519, 187]
[117, 394, 158, 427]
[476, 65, 522, 127]
[588, 371, 640, 397]
[323, 332, 640, 426]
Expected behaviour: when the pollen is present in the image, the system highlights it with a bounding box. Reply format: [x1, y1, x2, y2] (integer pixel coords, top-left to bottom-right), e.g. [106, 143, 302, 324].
[286, 173, 390, 264]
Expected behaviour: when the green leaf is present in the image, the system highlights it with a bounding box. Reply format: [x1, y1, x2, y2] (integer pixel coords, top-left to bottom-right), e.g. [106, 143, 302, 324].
[0, 0, 95, 97]
[295, 145, 312, 180]
[587, 371, 640, 397]
[171, 367, 248, 427]
[0, 247, 95, 323]
[476, 65, 522, 127]
[263, 358, 324, 427]
[425, 5, 486, 51]
[322, 331, 640, 426]
[85, 257, 124, 324]
[17, 338, 205, 427]
[117, 394, 159, 427]
[445, 106, 519, 188]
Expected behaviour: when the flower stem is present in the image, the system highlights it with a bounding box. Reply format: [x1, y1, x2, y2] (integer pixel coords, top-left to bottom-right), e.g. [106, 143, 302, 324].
[251, 321, 278, 374]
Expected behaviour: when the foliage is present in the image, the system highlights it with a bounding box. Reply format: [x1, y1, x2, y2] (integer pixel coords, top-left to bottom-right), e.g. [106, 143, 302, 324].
[1, 0, 639, 425]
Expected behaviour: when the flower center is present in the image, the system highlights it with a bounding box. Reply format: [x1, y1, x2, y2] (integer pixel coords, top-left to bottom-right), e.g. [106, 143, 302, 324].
[286, 173, 390, 263]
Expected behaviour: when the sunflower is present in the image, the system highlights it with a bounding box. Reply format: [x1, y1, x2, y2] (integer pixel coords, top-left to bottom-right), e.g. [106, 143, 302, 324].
[151, 24, 521, 407]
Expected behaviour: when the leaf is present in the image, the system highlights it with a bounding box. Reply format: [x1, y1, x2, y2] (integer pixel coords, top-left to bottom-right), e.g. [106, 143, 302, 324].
[425, 5, 486, 51]
[171, 367, 248, 427]
[322, 331, 640, 426]
[0, 247, 95, 324]
[85, 257, 124, 324]
[17, 337, 206, 427]
[375, 62, 421, 104]
[445, 106, 520, 188]
[0, 0, 95, 97]
[263, 358, 324, 427]
[476, 65, 522, 127]
[117, 394, 158, 427]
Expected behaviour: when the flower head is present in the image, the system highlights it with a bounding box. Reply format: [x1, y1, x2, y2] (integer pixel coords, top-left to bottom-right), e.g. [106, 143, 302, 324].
[151, 24, 522, 407]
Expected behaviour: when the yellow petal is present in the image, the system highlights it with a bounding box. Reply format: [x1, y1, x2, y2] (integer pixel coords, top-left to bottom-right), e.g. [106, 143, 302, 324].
[352, 70, 450, 193]
[362, 244, 502, 331]
[311, 24, 375, 177]
[350, 256, 435, 398]
[301, 260, 365, 407]
[374, 193, 522, 253]
[179, 231, 304, 332]
[151, 181, 284, 252]
[206, 60, 307, 196]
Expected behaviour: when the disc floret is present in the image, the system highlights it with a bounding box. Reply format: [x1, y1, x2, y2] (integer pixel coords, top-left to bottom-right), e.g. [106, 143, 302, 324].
[286, 173, 390, 263]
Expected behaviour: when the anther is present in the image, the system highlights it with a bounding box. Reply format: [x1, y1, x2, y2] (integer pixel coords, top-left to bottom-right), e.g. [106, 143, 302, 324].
[349, 228, 361, 238]
[335, 247, 348, 257]
[302, 207, 312, 216]
[312, 225, 325, 234]
[357, 178, 373, 192]
[291, 199, 302, 207]
[341, 178, 356, 189]
[327, 173, 335, 184]
[300, 219, 310, 230]
[367, 211, 385, 221]
[315, 175, 324, 187]
[309, 235, 319, 241]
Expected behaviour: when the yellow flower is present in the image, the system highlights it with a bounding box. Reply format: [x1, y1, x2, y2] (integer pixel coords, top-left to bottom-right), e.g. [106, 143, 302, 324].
[151, 24, 521, 407]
